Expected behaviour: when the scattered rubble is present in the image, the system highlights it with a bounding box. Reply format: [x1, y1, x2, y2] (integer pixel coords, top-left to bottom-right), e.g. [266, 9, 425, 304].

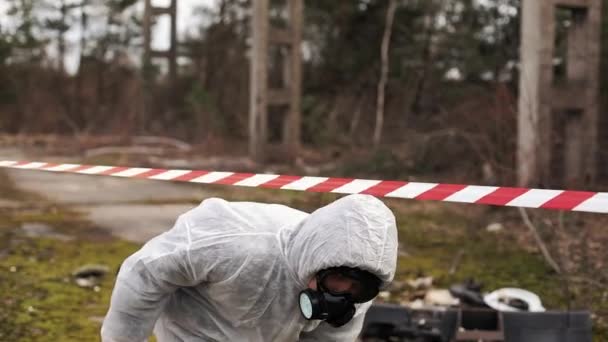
[407, 276, 433, 290]
[424, 289, 460, 307]
[72, 264, 110, 288]
[377, 291, 391, 302]
[486, 222, 504, 232]
[395, 277, 546, 315]
[449, 279, 486, 307]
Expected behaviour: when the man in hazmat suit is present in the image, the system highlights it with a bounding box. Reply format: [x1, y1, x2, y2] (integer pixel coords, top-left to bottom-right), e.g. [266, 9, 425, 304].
[101, 194, 398, 341]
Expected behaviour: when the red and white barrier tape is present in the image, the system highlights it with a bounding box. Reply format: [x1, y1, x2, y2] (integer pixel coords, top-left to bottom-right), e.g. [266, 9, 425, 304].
[1, 160, 606, 214]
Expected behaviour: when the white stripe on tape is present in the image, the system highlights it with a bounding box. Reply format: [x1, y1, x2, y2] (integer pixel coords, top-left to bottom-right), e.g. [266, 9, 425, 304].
[111, 168, 152, 177]
[331, 179, 382, 194]
[385, 182, 438, 199]
[506, 189, 563, 208]
[190, 172, 234, 183]
[76, 166, 114, 174]
[234, 174, 279, 187]
[281, 176, 329, 190]
[149, 170, 192, 180]
[0, 161, 18, 167]
[17, 162, 47, 169]
[573, 193, 608, 214]
[44, 164, 81, 172]
[444, 186, 499, 203]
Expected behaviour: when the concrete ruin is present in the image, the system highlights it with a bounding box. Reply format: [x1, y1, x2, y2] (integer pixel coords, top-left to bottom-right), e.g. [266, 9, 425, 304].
[143, 0, 178, 83]
[518, 0, 603, 188]
[250, 0, 303, 163]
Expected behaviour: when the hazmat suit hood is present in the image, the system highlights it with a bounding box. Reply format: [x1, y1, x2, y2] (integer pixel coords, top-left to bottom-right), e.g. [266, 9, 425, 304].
[280, 194, 398, 289]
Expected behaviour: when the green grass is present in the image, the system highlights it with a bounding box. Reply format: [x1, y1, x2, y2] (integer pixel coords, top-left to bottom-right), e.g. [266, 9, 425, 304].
[0, 231, 138, 341]
[0, 171, 140, 341]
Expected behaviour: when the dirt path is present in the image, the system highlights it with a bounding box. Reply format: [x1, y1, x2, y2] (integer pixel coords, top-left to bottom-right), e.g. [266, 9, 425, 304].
[0, 148, 207, 243]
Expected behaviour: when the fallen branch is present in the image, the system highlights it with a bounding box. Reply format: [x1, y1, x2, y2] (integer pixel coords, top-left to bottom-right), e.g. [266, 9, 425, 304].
[448, 249, 465, 275]
[566, 276, 607, 289]
[132, 136, 192, 151]
[518, 207, 562, 274]
[84, 146, 166, 158]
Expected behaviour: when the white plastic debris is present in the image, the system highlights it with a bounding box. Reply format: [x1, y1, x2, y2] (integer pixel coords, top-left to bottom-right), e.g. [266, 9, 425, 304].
[484, 288, 545, 312]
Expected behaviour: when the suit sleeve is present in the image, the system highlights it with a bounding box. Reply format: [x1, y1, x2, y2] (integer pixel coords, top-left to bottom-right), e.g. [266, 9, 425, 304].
[101, 215, 200, 342]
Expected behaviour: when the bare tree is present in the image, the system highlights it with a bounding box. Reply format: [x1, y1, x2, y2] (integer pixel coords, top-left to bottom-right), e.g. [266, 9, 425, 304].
[373, 0, 397, 148]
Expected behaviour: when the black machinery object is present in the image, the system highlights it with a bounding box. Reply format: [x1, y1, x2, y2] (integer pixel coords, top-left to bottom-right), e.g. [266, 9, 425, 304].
[360, 303, 592, 342]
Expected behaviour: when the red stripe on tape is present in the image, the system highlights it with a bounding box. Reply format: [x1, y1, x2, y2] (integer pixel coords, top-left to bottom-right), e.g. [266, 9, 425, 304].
[476, 187, 530, 206]
[133, 169, 169, 179]
[100, 167, 130, 175]
[416, 184, 468, 201]
[307, 178, 354, 192]
[260, 175, 303, 189]
[215, 173, 256, 185]
[41, 163, 59, 169]
[540, 191, 596, 210]
[361, 181, 408, 197]
[173, 170, 210, 181]
[69, 165, 94, 172]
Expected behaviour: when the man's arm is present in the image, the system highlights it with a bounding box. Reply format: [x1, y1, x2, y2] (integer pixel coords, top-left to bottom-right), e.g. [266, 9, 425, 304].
[298, 302, 372, 342]
[101, 215, 199, 342]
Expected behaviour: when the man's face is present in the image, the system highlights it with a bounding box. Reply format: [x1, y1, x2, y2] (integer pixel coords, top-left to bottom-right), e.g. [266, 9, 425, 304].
[308, 272, 364, 301]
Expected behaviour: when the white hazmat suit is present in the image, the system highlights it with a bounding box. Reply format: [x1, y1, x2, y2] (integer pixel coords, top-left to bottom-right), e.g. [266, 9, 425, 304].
[101, 194, 398, 341]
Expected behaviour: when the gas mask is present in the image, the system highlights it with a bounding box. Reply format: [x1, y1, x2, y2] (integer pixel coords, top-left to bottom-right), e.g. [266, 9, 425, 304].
[298, 288, 356, 327]
[298, 267, 381, 328]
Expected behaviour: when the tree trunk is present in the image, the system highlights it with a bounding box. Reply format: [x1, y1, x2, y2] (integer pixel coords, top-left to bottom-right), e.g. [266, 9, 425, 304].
[57, 0, 67, 74]
[411, 7, 437, 115]
[76, 0, 88, 131]
[601, 3, 608, 179]
[373, 0, 397, 149]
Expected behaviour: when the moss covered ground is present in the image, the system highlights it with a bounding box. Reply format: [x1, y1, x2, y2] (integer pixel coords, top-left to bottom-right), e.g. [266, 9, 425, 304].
[0, 171, 140, 341]
[0, 171, 606, 340]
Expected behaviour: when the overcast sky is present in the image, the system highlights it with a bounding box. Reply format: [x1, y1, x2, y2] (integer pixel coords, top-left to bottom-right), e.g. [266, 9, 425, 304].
[0, 0, 218, 73]
[151, 0, 217, 48]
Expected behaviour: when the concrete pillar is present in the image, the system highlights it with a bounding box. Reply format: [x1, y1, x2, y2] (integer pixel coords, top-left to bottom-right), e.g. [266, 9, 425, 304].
[287, 0, 303, 160]
[250, 0, 269, 161]
[142, 0, 178, 83]
[250, 0, 303, 163]
[518, 0, 554, 187]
